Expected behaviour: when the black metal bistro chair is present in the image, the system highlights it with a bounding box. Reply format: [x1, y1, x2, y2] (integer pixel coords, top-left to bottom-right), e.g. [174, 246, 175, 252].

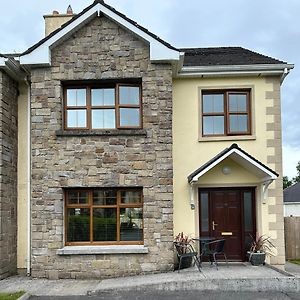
[173, 242, 202, 273]
[200, 239, 228, 270]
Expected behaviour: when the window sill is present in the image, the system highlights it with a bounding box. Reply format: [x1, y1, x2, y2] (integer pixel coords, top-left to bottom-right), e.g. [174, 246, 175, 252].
[56, 245, 149, 255]
[199, 135, 256, 142]
[56, 129, 147, 137]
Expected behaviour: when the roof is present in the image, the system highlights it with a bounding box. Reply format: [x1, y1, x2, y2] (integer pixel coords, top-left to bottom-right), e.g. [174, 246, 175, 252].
[21, 0, 178, 57]
[7, 1, 291, 75]
[188, 143, 278, 183]
[180, 47, 286, 67]
[284, 182, 300, 203]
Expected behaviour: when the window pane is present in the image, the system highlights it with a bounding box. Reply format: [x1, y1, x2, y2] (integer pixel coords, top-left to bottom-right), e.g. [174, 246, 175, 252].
[93, 208, 117, 242]
[203, 94, 224, 113]
[92, 109, 116, 129]
[229, 94, 247, 112]
[203, 116, 224, 135]
[67, 191, 89, 205]
[120, 108, 140, 127]
[67, 110, 87, 128]
[67, 89, 86, 106]
[200, 192, 209, 232]
[121, 191, 142, 204]
[67, 208, 90, 242]
[91, 89, 115, 106]
[244, 192, 253, 231]
[229, 115, 248, 133]
[119, 86, 140, 105]
[120, 208, 143, 241]
[93, 190, 117, 205]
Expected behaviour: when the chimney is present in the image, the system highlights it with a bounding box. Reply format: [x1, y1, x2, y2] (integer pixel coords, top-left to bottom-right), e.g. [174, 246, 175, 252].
[43, 5, 75, 36]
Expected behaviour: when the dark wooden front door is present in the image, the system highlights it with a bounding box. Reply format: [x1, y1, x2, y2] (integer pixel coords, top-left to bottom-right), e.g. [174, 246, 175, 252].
[199, 188, 256, 261]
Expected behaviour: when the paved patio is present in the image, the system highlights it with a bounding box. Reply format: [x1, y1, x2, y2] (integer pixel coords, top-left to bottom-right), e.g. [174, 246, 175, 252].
[0, 263, 299, 296]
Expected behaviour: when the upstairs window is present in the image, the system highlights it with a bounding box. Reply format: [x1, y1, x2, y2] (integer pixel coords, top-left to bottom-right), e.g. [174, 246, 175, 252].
[64, 83, 142, 130]
[202, 90, 251, 136]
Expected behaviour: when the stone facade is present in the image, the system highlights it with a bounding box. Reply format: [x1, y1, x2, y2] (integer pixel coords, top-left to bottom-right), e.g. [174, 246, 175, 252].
[30, 15, 174, 279]
[0, 70, 18, 279]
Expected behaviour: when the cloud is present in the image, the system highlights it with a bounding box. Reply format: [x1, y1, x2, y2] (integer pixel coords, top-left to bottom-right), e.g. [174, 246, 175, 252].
[283, 144, 300, 178]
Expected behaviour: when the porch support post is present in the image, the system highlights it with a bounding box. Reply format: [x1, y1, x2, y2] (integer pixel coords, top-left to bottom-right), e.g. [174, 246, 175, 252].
[261, 179, 274, 204]
[189, 181, 196, 210]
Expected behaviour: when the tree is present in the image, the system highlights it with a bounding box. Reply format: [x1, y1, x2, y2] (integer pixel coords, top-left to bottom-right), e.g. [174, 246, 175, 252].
[283, 161, 300, 189]
[283, 176, 292, 189]
[292, 161, 300, 184]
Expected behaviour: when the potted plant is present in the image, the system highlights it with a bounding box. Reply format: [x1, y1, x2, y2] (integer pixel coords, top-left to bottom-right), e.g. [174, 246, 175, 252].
[173, 232, 194, 269]
[247, 234, 276, 266]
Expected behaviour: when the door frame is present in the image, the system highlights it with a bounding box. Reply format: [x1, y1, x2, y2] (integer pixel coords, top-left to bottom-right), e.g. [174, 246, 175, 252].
[198, 187, 256, 261]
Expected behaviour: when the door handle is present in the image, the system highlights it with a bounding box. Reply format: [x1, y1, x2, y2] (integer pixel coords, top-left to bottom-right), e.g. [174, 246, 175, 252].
[212, 221, 218, 231]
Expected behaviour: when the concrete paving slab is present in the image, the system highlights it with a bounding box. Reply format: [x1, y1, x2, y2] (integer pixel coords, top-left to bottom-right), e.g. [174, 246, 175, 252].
[286, 262, 300, 277]
[0, 276, 100, 296]
[91, 263, 300, 294]
[0, 263, 299, 296]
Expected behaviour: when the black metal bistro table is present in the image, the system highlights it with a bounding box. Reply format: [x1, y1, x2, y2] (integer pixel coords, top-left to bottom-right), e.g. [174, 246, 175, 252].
[192, 237, 216, 263]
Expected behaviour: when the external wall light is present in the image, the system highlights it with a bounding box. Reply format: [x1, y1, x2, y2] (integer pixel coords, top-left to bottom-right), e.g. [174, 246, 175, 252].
[222, 166, 231, 175]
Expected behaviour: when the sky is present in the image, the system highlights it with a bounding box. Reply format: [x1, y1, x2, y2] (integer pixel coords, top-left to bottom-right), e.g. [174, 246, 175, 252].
[0, 0, 299, 178]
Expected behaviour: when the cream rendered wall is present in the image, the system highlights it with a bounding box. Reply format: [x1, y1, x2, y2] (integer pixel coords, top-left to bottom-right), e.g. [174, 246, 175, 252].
[173, 76, 283, 264]
[44, 15, 73, 36]
[17, 83, 29, 270]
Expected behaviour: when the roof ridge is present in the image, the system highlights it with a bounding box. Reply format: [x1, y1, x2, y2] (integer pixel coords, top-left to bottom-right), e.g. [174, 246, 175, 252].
[180, 46, 243, 51]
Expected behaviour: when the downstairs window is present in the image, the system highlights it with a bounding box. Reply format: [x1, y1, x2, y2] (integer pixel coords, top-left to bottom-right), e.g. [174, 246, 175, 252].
[65, 188, 143, 245]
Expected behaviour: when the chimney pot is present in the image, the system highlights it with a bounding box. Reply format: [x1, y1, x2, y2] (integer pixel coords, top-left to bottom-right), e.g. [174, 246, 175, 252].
[52, 10, 59, 15]
[67, 5, 73, 15]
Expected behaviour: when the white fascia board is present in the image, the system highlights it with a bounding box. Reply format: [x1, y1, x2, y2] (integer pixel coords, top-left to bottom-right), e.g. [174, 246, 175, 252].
[20, 6, 99, 65]
[98, 3, 180, 62]
[20, 3, 180, 66]
[191, 148, 277, 182]
[178, 64, 294, 77]
[191, 149, 233, 182]
[284, 202, 300, 205]
[233, 149, 278, 180]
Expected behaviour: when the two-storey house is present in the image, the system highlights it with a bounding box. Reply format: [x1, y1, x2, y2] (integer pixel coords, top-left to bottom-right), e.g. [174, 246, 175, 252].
[0, 0, 293, 279]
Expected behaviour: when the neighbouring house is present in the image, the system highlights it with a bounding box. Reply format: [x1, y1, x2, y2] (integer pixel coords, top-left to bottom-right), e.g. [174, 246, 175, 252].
[284, 183, 300, 217]
[0, 0, 293, 279]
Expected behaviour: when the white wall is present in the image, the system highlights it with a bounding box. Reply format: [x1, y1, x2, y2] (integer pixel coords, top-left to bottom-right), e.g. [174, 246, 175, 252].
[284, 203, 300, 217]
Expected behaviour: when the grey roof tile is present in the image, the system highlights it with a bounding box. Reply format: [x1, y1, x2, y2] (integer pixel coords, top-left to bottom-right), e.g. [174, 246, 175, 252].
[180, 47, 286, 67]
[284, 182, 300, 203]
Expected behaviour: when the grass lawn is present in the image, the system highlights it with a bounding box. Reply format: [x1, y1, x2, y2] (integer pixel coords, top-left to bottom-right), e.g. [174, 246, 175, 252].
[289, 259, 300, 265]
[0, 291, 25, 300]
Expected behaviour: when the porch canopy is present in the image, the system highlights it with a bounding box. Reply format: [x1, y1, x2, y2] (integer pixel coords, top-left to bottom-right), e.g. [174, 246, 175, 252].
[187, 143, 278, 208]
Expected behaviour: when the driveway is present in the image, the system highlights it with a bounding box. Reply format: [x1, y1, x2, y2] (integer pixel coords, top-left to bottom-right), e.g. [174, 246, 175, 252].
[29, 290, 300, 300]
